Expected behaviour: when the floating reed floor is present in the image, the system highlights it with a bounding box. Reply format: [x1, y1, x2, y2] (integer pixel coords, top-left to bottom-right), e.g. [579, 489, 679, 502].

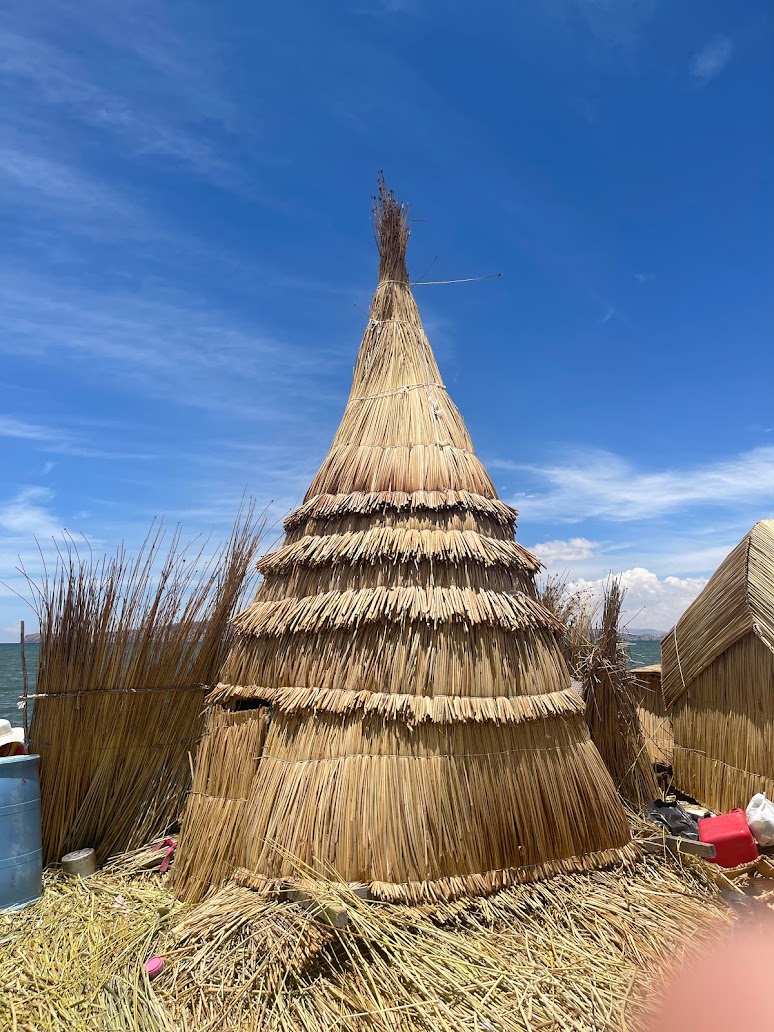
[0, 847, 734, 1032]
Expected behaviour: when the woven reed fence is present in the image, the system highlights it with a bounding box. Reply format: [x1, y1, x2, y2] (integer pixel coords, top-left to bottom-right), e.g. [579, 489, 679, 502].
[26, 508, 265, 865]
[173, 179, 633, 904]
[662, 520, 774, 812]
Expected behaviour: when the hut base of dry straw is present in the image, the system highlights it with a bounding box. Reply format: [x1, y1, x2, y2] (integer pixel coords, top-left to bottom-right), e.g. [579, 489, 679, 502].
[1, 846, 735, 1032]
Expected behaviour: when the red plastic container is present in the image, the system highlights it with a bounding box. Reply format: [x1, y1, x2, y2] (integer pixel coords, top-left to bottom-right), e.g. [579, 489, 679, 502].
[699, 809, 758, 867]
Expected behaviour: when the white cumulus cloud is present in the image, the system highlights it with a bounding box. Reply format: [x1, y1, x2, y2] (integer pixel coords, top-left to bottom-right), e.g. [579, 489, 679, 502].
[570, 567, 708, 631]
[532, 536, 599, 566]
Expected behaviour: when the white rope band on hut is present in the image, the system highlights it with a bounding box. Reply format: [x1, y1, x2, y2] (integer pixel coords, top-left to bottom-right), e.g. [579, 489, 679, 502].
[673, 625, 688, 697]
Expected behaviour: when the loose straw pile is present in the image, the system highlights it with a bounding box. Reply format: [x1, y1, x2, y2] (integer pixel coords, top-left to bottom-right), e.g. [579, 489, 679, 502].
[25, 504, 265, 864]
[0, 841, 735, 1032]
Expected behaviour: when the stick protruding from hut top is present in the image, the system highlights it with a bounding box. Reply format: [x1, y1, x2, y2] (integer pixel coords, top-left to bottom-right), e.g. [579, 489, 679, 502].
[373, 174, 410, 285]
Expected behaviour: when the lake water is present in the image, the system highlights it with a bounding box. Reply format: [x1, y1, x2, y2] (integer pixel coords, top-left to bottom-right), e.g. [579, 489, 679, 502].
[0, 638, 660, 729]
[0, 642, 38, 726]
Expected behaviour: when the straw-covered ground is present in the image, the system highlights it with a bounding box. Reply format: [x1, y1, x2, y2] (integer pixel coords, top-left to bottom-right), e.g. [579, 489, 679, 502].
[1, 845, 733, 1032]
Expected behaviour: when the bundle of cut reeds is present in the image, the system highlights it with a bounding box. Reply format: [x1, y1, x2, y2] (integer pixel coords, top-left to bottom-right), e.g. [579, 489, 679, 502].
[26, 505, 265, 865]
[580, 578, 659, 809]
[174, 179, 633, 904]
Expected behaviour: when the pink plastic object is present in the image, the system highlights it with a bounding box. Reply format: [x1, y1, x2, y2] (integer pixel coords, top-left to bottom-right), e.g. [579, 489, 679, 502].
[144, 956, 165, 978]
[698, 809, 758, 868]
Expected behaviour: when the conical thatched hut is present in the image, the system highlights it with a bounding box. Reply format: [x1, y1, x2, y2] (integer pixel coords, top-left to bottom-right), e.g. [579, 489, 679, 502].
[662, 519, 774, 813]
[174, 181, 633, 904]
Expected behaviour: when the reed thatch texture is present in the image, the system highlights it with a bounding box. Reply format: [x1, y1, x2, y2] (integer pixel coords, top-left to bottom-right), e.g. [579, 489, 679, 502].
[26, 508, 264, 865]
[172, 705, 271, 903]
[631, 664, 674, 765]
[663, 520, 774, 812]
[580, 580, 659, 809]
[174, 179, 631, 903]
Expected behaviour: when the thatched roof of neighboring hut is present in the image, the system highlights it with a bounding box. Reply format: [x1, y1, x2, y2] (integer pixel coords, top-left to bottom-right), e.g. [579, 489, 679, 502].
[662, 519, 774, 709]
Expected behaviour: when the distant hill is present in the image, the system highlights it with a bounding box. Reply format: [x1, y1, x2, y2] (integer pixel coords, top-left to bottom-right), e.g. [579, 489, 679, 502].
[620, 629, 664, 641]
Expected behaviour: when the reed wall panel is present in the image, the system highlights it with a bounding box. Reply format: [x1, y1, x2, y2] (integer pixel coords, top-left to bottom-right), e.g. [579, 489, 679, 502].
[672, 633, 774, 811]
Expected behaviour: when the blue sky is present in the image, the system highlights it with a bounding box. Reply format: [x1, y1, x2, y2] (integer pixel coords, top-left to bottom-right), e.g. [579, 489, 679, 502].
[1, 0, 772, 639]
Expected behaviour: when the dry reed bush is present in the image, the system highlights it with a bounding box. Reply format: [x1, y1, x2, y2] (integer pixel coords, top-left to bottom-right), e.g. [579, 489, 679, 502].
[536, 573, 596, 673]
[580, 580, 658, 809]
[663, 520, 774, 812]
[25, 504, 265, 865]
[174, 179, 631, 903]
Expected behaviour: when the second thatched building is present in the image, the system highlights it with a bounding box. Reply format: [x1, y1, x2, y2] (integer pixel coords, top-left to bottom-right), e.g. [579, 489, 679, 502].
[662, 519, 774, 813]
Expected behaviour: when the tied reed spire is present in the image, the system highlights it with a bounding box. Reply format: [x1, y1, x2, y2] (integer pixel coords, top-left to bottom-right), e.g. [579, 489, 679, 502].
[373, 172, 410, 285]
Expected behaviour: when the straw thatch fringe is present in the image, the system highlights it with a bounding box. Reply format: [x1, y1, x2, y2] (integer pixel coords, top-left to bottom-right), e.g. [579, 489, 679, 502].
[662, 520, 774, 708]
[306, 443, 497, 497]
[260, 559, 536, 600]
[284, 489, 517, 530]
[222, 621, 571, 698]
[259, 526, 540, 574]
[210, 682, 584, 724]
[235, 585, 564, 636]
[172, 707, 271, 904]
[238, 710, 632, 889]
[367, 841, 641, 904]
[231, 840, 640, 904]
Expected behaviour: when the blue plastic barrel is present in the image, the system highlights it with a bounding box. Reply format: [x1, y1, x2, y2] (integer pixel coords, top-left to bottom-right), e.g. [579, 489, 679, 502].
[0, 754, 43, 910]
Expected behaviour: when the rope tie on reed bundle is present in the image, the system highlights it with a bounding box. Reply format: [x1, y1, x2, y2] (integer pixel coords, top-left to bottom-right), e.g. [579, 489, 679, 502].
[350, 382, 447, 403]
[256, 741, 584, 764]
[673, 625, 688, 698]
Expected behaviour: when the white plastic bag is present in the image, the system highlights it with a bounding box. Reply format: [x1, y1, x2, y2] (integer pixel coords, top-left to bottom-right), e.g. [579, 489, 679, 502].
[746, 793, 774, 845]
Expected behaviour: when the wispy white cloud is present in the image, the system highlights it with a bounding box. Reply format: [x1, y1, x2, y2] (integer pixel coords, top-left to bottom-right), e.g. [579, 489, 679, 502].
[690, 35, 734, 85]
[509, 446, 774, 523]
[634, 271, 653, 284]
[0, 416, 66, 445]
[533, 536, 599, 566]
[0, 412, 155, 461]
[0, 273, 341, 422]
[552, 0, 657, 50]
[0, 19, 239, 182]
[0, 486, 63, 538]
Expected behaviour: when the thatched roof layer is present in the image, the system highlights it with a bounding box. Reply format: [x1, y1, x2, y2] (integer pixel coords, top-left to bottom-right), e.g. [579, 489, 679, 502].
[662, 519, 774, 708]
